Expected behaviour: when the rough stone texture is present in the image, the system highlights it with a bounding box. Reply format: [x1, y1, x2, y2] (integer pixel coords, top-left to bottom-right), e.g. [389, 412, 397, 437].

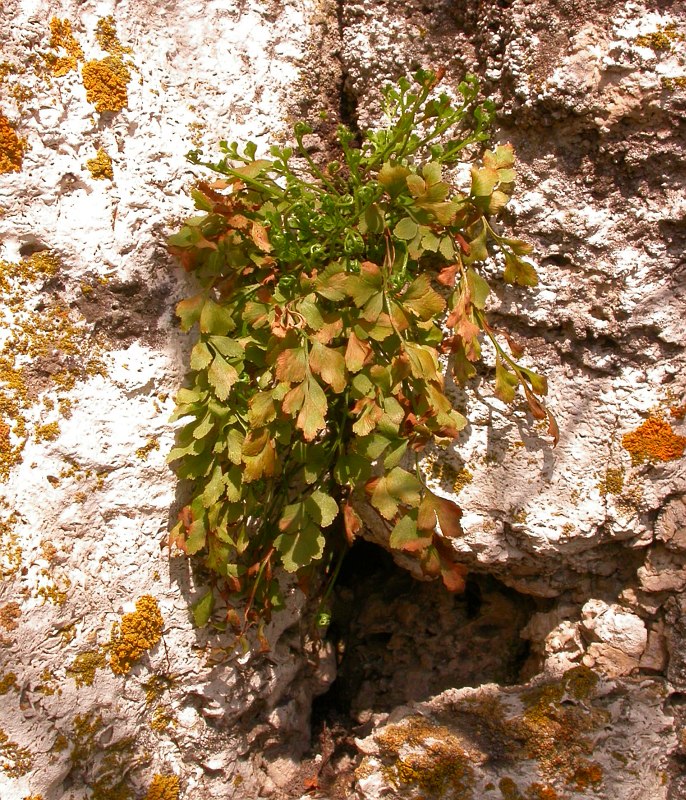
[1, 0, 685, 799]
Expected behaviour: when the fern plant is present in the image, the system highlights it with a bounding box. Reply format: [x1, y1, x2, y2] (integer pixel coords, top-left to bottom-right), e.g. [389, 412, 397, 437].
[167, 69, 556, 631]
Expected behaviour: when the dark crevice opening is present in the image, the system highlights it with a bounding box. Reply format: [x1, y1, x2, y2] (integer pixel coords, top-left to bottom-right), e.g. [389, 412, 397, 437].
[308, 539, 539, 795]
[334, 0, 361, 142]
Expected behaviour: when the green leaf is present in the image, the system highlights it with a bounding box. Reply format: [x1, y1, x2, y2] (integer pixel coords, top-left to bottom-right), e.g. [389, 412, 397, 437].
[471, 166, 499, 196]
[202, 465, 225, 508]
[275, 523, 325, 572]
[208, 353, 239, 400]
[191, 591, 214, 627]
[406, 174, 426, 196]
[463, 222, 488, 264]
[186, 517, 207, 555]
[403, 342, 438, 380]
[519, 366, 548, 395]
[209, 336, 244, 359]
[200, 298, 235, 335]
[334, 453, 371, 485]
[370, 467, 422, 519]
[190, 340, 213, 371]
[378, 162, 411, 197]
[192, 412, 214, 440]
[364, 204, 385, 234]
[387, 466, 422, 506]
[494, 358, 519, 403]
[394, 217, 419, 240]
[438, 236, 454, 260]
[226, 428, 244, 465]
[176, 294, 205, 332]
[466, 268, 490, 309]
[390, 511, 432, 552]
[503, 251, 538, 286]
[422, 161, 442, 185]
[305, 490, 339, 527]
[297, 374, 328, 441]
[248, 391, 276, 426]
[383, 439, 408, 469]
[401, 275, 445, 320]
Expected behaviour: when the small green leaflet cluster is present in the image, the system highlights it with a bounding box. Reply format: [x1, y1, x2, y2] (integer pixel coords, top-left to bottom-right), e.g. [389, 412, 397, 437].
[167, 69, 556, 630]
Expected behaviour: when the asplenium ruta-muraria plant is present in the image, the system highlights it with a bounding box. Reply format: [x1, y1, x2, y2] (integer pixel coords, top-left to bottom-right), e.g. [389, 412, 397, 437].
[167, 69, 557, 631]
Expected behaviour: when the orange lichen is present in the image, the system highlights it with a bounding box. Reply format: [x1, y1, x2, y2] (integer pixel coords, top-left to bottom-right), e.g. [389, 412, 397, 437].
[0, 112, 24, 174]
[0, 672, 18, 694]
[671, 403, 686, 421]
[622, 416, 686, 464]
[145, 774, 180, 800]
[44, 17, 84, 77]
[86, 148, 113, 180]
[82, 56, 130, 113]
[0, 601, 20, 631]
[109, 595, 164, 675]
[0, 727, 32, 777]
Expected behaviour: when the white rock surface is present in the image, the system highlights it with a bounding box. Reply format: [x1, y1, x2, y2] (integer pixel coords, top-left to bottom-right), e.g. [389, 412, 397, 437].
[1, 0, 685, 798]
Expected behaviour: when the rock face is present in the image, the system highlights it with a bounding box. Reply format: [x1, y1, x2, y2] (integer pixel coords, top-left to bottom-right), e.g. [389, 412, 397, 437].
[0, 1, 685, 800]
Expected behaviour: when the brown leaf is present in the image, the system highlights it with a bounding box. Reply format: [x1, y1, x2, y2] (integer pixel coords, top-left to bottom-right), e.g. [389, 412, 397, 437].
[342, 502, 362, 545]
[251, 220, 272, 252]
[437, 263, 460, 287]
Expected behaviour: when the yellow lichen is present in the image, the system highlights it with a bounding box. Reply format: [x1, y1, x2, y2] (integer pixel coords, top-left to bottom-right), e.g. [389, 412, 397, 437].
[0, 112, 24, 174]
[0, 251, 107, 480]
[86, 148, 114, 180]
[0, 512, 22, 578]
[68, 712, 141, 800]
[0, 672, 18, 694]
[37, 667, 58, 696]
[37, 569, 71, 605]
[136, 436, 160, 460]
[109, 595, 164, 675]
[597, 467, 624, 496]
[0, 601, 20, 631]
[150, 706, 175, 733]
[635, 23, 684, 52]
[0, 727, 32, 777]
[35, 421, 60, 442]
[82, 56, 130, 113]
[96, 17, 133, 58]
[662, 76, 686, 90]
[142, 673, 175, 706]
[67, 650, 106, 687]
[145, 774, 180, 800]
[377, 716, 475, 798]
[622, 416, 686, 464]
